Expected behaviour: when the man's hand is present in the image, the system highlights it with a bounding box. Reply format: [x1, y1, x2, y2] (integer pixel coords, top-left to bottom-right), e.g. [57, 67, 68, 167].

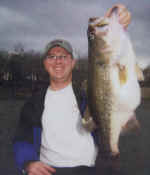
[105, 3, 131, 29]
[25, 161, 56, 175]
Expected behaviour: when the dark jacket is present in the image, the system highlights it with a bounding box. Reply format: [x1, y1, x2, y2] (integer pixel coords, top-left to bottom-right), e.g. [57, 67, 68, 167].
[13, 83, 88, 171]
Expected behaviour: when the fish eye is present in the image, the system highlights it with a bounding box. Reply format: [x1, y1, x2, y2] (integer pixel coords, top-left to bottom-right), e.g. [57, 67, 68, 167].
[100, 24, 108, 28]
[96, 23, 108, 28]
[96, 23, 109, 32]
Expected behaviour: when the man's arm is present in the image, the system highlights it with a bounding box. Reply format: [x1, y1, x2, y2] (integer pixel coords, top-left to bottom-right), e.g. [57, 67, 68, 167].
[13, 96, 40, 171]
[13, 94, 56, 175]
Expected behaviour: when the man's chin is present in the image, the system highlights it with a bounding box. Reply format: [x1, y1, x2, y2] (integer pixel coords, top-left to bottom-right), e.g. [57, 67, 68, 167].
[52, 75, 65, 81]
[55, 73, 65, 78]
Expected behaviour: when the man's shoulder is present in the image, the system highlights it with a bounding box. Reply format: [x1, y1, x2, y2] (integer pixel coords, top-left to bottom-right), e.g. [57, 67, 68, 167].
[72, 81, 86, 96]
[72, 81, 87, 102]
[26, 86, 48, 104]
[33, 86, 48, 97]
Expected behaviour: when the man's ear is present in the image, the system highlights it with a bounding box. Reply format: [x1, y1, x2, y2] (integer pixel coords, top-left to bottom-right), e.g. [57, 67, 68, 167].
[72, 59, 76, 69]
[43, 59, 46, 68]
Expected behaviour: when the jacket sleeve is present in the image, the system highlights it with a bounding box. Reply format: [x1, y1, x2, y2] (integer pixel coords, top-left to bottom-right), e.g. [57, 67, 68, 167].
[13, 96, 42, 171]
[13, 141, 39, 171]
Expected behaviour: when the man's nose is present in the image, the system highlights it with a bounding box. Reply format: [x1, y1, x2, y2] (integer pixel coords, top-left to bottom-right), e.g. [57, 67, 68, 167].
[55, 57, 63, 64]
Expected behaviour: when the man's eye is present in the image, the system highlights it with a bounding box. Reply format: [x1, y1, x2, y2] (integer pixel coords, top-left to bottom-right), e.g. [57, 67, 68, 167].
[47, 55, 56, 59]
[47, 55, 67, 60]
[50, 55, 56, 59]
[60, 56, 67, 59]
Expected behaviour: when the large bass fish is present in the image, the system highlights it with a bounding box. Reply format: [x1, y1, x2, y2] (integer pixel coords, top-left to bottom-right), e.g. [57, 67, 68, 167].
[82, 9, 143, 174]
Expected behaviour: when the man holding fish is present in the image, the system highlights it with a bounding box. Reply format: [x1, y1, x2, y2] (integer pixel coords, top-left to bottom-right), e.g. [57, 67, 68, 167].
[13, 4, 132, 175]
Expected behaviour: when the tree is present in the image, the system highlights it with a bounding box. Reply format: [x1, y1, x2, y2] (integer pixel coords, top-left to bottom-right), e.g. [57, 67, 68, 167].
[0, 50, 9, 81]
[14, 42, 24, 55]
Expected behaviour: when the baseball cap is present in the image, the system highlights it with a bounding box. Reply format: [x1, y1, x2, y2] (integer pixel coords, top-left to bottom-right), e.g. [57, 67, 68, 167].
[44, 39, 74, 58]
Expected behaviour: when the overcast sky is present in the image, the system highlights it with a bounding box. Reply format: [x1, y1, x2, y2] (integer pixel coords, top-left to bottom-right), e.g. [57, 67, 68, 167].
[0, 0, 150, 65]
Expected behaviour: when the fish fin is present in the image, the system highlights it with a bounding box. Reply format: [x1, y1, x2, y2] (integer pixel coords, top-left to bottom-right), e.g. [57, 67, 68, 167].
[117, 64, 128, 85]
[135, 63, 145, 81]
[121, 113, 140, 136]
[82, 106, 97, 132]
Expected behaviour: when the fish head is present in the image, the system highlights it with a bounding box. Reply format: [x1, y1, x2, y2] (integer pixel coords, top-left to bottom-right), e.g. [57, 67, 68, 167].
[87, 17, 111, 65]
[87, 17, 110, 44]
[87, 14, 125, 62]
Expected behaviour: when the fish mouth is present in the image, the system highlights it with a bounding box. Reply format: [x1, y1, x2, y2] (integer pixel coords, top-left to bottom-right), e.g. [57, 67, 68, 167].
[88, 17, 99, 40]
[88, 25, 95, 40]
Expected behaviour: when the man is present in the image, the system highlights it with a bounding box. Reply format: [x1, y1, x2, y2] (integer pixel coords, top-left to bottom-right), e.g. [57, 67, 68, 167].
[13, 4, 131, 175]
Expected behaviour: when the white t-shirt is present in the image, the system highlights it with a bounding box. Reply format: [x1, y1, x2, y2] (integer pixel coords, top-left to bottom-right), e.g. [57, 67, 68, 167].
[40, 84, 97, 167]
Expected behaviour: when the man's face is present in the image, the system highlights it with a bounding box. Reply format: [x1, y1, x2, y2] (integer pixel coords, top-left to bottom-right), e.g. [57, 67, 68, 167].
[44, 46, 76, 84]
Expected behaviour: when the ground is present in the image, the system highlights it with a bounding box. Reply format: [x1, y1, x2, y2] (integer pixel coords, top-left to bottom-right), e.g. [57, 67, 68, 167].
[0, 86, 150, 175]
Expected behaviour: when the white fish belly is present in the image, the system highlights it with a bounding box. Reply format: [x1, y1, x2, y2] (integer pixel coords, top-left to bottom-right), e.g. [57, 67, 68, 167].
[108, 64, 141, 153]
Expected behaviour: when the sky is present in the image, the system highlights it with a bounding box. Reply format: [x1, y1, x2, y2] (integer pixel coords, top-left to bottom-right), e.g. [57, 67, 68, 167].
[0, 0, 150, 67]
